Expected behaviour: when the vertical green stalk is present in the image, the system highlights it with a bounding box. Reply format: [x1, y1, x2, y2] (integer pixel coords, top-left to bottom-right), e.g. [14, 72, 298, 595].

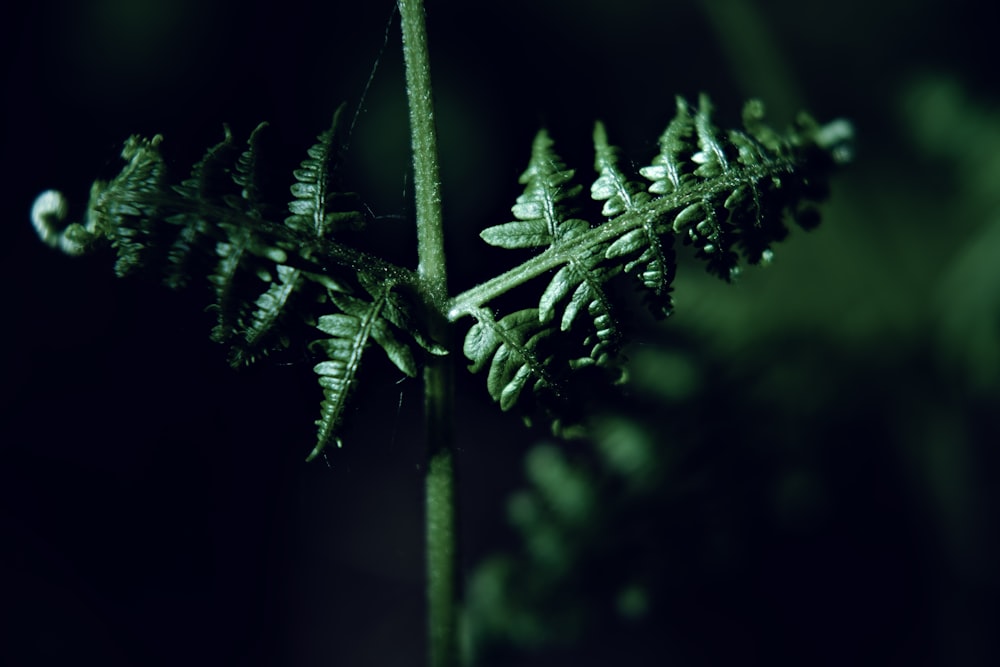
[398, 1, 458, 666]
[398, 0, 447, 302]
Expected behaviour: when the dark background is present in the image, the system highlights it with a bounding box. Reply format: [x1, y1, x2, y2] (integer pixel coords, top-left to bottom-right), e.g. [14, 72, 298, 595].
[2, 1, 997, 665]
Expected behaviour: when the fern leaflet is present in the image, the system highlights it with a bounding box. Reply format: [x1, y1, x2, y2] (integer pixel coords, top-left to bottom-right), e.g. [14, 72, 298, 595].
[481, 130, 622, 365]
[285, 103, 364, 237]
[94, 134, 169, 277]
[463, 308, 559, 412]
[310, 277, 445, 460]
[593, 120, 675, 317]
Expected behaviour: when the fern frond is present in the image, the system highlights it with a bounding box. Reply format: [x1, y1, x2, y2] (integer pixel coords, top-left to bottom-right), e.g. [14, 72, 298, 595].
[464, 308, 559, 412]
[480, 129, 623, 362]
[310, 290, 390, 460]
[480, 130, 586, 249]
[90, 134, 169, 277]
[209, 228, 261, 345]
[593, 121, 675, 317]
[227, 264, 300, 366]
[232, 121, 271, 213]
[226, 109, 368, 367]
[638, 97, 695, 196]
[454, 94, 850, 425]
[285, 103, 364, 238]
[309, 279, 445, 461]
[208, 123, 275, 346]
[162, 126, 240, 289]
[636, 93, 817, 280]
[591, 121, 651, 216]
[537, 259, 620, 362]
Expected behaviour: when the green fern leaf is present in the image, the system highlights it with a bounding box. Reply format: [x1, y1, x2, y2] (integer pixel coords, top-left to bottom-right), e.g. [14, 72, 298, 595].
[228, 108, 369, 367]
[309, 280, 439, 461]
[209, 229, 258, 345]
[231, 122, 271, 213]
[208, 123, 276, 346]
[638, 97, 695, 196]
[227, 264, 299, 366]
[464, 308, 559, 412]
[311, 305, 380, 460]
[33, 112, 377, 376]
[537, 260, 620, 361]
[285, 103, 364, 238]
[480, 130, 586, 249]
[30, 104, 438, 464]
[636, 94, 813, 280]
[172, 125, 240, 206]
[456, 94, 850, 425]
[592, 121, 675, 316]
[478, 221, 555, 249]
[691, 94, 731, 177]
[162, 126, 241, 289]
[87, 134, 168, 277]
[481, 130, 622, 360]
[591, 121, 651, 217]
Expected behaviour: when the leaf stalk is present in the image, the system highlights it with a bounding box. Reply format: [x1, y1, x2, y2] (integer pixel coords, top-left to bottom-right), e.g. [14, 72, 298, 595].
[398, 2, 459, 666]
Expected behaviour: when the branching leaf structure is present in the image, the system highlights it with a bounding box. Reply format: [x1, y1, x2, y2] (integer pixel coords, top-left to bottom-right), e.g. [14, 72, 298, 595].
[310, 274, 446, 460]
[31, 93, 849, 456]
[593, 120, 675, 318]
[451, 94, 849, 422]
[464, 308, 559, 412]
[31, 105, 436, 460]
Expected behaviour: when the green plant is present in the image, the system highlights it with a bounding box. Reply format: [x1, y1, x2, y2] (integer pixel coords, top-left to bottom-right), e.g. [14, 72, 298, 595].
[28, 1, 849, 664]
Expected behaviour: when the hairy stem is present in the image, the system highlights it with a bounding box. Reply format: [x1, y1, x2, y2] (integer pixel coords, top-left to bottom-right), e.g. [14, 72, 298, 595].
[399, 2, 458, 667]
[424, 398, 457, 667]
[399, 0, 447, 302]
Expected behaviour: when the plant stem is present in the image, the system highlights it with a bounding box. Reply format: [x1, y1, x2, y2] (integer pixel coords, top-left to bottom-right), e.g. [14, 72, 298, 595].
[399, 0, 447, 302]
[424, 389, 457, 667]
[398, 2, 458, 667]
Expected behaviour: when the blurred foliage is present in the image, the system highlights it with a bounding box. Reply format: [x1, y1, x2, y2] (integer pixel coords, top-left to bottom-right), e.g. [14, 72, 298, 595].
[906, 77, 1000, 393]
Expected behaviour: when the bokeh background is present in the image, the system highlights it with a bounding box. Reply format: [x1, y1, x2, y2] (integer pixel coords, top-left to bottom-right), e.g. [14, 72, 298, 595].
[2, 1, 997, 665]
